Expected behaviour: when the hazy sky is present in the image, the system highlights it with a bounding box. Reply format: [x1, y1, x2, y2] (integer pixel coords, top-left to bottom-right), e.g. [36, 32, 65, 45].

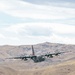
[0, 0, 75, 45]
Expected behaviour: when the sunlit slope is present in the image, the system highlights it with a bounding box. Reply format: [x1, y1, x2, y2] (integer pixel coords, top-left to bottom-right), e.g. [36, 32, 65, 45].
[18, 60, 75, 75]
[0, 66, 17, 75]
[41, 60, 75, 75]
[0, 60, 75, 75]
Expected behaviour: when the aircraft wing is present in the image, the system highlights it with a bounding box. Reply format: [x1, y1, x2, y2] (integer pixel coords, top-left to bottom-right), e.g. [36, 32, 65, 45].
[49, 52, 65, 55]
[41, 52, 65, 58]
[8, 55, 37, 60]
[13, 56, 31, 59]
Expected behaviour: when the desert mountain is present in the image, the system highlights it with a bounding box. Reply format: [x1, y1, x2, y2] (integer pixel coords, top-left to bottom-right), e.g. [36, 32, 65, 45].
[0, 42, 75, 75]
[0, 42, 75, 60]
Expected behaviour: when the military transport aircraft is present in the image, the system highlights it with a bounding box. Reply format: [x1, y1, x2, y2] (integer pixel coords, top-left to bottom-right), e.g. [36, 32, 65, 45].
[8, 45, 65, 63]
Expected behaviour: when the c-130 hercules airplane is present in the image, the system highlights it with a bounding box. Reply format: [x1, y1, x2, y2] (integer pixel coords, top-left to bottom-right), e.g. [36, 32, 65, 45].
[9, 45, 65, 63]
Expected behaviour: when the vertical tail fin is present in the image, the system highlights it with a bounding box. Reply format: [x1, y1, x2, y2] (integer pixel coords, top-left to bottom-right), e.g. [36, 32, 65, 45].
[32, 45, 35, 56]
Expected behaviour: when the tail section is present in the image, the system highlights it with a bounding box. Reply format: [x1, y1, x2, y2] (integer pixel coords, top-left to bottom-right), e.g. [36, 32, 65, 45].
[32, 45, 35, 56]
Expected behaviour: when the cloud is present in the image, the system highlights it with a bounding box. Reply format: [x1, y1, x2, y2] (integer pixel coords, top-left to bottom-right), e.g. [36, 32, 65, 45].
[0, 0, 75, 20]
[3, 22, 75, 36]
[23, 0, 75, 8]
[0, 0, 75, 45]
[0, 33, 5, 39]
[4, 23, 52, 36]
[49, 33, 75, 44]
[0, 22, 74, 45]
[49, 24, 75, 34]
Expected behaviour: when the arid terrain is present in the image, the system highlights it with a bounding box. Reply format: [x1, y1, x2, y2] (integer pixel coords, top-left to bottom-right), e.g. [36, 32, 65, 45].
[0, 42, 75, 75]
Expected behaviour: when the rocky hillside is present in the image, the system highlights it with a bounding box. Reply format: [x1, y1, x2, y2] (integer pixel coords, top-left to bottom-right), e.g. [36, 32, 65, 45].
[0, 42, 75, 63]
[0, 42, 75, 75]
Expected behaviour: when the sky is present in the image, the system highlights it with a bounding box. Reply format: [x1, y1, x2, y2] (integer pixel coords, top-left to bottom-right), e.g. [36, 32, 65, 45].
[0, 0, 75, 45]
